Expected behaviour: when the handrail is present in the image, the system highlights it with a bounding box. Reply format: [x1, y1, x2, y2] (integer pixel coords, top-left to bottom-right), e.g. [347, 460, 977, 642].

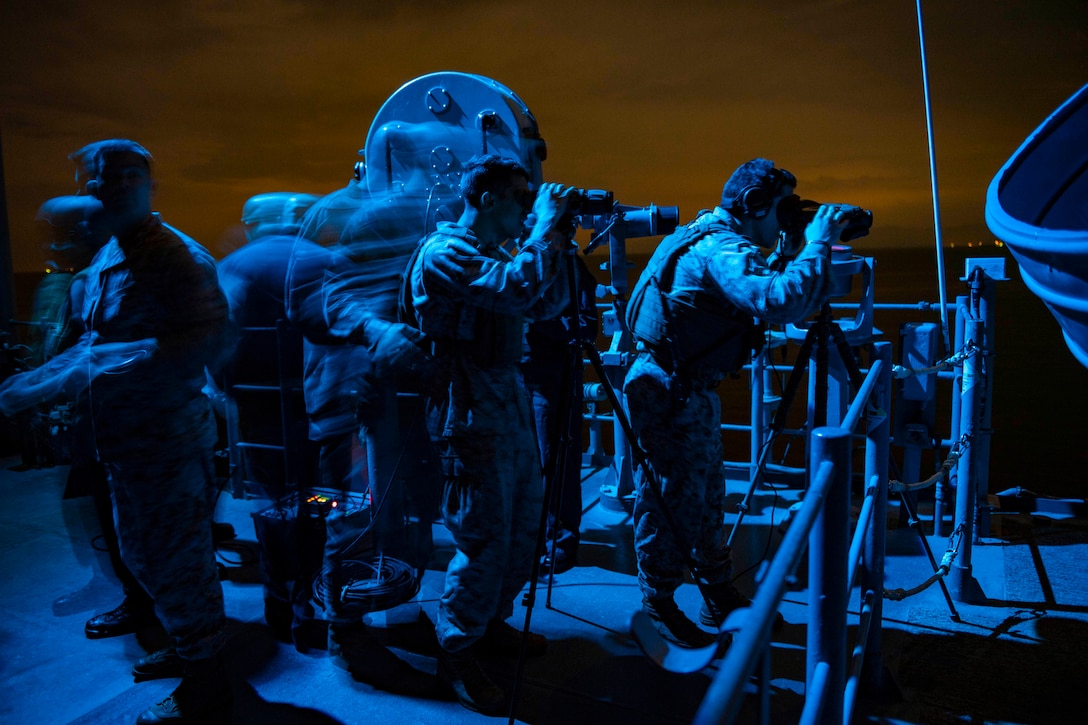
[847, 478, 879, 590]
[842, 358, 884, 434]
[799, 661, 831, 725]
[843, 591, 876, 722]
[693, 452, 843, 725]
[693, 341, 892, 724]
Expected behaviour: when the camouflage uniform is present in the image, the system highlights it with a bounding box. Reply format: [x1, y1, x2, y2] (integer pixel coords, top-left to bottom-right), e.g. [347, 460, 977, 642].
[403, 221, 567, 652]
[625, 207, 828, 601]
[80, 213, 231, 661]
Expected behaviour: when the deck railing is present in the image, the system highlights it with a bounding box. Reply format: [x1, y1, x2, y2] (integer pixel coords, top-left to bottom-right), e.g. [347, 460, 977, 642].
[693, 341, 892, 725]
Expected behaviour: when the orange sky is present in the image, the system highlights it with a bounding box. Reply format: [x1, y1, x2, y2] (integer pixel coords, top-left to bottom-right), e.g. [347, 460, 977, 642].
[2, 0, 1086, 272]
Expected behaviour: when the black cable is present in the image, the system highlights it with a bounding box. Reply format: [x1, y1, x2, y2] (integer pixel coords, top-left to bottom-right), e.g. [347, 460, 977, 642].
[312, 554, 419, 616]
[215, 542, 256, 567]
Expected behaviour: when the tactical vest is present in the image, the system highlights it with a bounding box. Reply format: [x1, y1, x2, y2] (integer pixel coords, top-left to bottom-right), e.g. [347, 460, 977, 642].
[626, 212, 764, 377]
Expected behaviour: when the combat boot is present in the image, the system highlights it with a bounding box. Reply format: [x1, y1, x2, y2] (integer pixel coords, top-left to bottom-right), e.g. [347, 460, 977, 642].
[85, 597, 159, 639]
[641, 596, 716, 648]
[132, 646, 184, 682]
[437, 646, 506, 715]
[135, 656, 231, 723]
[699, 581, 784, 631]
[477, 619, 547, 657]
[328, 622, 439, 696]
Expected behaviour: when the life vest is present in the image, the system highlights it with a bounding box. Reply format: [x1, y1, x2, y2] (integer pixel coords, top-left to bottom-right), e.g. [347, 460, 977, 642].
[626, 212, 764, 377]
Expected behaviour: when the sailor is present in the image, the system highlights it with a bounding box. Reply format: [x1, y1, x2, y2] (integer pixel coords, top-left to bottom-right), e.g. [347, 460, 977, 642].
[77, 139, 235, 722]
[402, 154, 574, 714]
[624, 157, 844, 647]
[283, 178, 448, 692]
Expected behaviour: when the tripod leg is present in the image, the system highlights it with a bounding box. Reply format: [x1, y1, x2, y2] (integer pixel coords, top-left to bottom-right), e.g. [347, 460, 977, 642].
[726, 319, 820, 549]
[828, 318, 869, 391]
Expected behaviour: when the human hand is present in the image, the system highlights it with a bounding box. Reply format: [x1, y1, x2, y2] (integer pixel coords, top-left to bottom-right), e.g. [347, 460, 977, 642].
[370, 321, 435, 382]
[804, 204, 849, 246]
[0, 336, 158, 414]
[530, 183, 576, 237]
[87, 337, 158, 375]
[430, 238, 482, 286]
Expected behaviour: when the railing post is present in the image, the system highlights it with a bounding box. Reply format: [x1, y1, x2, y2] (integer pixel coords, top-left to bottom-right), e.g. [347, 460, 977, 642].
[939, 296, 968, 536]
[862, 342, 892, 692]
[808, 427, 851, 725]
[950, 314, 985, 602]
[972, 267, 999, 536]
[750, 346, 766, 489]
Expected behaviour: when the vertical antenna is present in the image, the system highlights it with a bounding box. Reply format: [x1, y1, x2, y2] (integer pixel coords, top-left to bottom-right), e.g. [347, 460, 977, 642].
[916, 0, 952, 354]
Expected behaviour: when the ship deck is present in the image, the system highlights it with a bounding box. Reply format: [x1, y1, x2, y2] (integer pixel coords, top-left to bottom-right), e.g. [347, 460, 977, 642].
[2, 457, 1087, 724]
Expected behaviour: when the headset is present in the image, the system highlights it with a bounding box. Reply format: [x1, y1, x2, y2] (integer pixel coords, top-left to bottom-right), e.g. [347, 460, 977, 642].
[731, 166, 788, 220]
[85, 179, 100, 199]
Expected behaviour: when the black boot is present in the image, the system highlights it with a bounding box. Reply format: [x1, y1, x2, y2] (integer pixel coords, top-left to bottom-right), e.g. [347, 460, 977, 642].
[641, 596, 716, 648]
[699, 581, 784, 631]
[85, 598, 159, 639]
[437, 646, 506, 715]
[328, 622, 439, 696]
[132, 646, 184, 682]
[477, 619, 547, 658]
[135, 656, 231, 723]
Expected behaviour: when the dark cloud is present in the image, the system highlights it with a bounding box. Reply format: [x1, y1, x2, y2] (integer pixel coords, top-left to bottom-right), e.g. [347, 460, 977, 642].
[2, 0, 1085, 269]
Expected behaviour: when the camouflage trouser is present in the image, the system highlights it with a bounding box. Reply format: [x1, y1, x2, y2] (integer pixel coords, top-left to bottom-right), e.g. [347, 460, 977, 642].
[625, 355, 732, 601]
[436, 431, 543, 653]
[106, 448, 226, 661]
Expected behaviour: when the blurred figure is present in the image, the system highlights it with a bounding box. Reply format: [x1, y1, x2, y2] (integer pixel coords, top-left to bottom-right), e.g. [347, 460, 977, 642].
[40, 145, 169, 651]
[402, 154, 574, 714]
[28, 194, 160, 648]
[523, 252, 600, 576]
[76, 139, 234, 723]
[218, 192, 320, 500]
[288, 187, 445, 696]
[69, 140, 104, 195]
[624, 158, 839, 648]
[216, 192, 323, 643]
[13, 195, 109, 470]
[29, 195, 108, 366]
[296, 164, 369, 247]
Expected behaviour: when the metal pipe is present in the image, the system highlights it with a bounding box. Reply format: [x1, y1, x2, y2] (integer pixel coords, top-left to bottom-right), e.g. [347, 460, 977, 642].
[799, 661, 831, 725]
[847, 481, 877, 590]
[841, 359, 884, 434]
[693, 449, 842, 725]
[950, 315, 984, 602]
[973, 270, 997, 535]
[807, 428, 850, 725]
[750, 345, 766, 490]
[862, 342, 892, 691]
[843, 592, 876, 725]
[915, 0, 952, 355]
